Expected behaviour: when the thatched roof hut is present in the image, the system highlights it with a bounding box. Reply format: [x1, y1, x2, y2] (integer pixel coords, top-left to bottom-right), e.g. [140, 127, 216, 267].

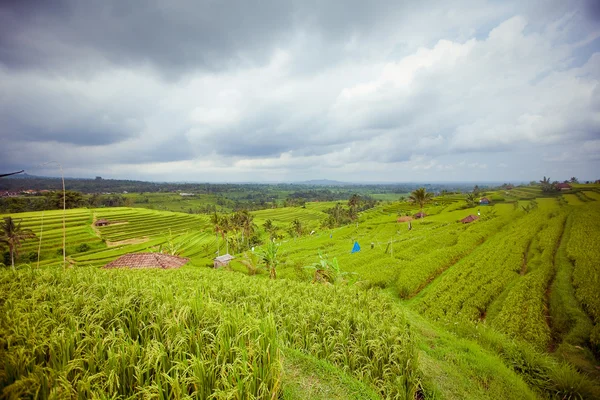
[413, 212, 427, 219]
[103, 253, 189, 269]
[397, 216, 413, 222]
[213, 254, 234, 268]
[95, 219, 110, 226]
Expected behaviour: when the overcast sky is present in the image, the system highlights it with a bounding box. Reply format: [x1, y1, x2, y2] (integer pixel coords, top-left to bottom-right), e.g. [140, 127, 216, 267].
[1, 0, 599, 183]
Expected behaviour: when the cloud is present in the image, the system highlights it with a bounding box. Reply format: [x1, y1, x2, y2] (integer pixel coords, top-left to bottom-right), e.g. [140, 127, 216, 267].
[0, 0, 599, 182]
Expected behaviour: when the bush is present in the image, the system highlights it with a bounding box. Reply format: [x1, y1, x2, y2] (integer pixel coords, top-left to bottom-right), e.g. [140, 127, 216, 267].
[75, 243, 90, 253]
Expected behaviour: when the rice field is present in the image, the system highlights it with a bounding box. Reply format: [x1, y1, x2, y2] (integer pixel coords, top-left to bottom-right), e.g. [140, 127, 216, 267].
[2, 186, 600, 398]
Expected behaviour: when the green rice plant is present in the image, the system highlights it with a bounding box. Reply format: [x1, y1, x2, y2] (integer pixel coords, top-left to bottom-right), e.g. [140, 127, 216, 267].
[0, 266, 420, 399]
[566, 203, 600, 353]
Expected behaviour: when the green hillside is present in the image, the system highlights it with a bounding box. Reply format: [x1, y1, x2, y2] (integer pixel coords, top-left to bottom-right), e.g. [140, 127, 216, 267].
[1, 187, 600, 398]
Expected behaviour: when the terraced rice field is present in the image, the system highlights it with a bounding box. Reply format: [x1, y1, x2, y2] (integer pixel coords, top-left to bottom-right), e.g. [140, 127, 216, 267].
[251, 206, 328, 227]
[2, 186, 600, 399]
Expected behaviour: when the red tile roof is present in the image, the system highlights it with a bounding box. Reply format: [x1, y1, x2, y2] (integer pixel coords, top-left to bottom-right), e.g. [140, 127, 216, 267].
[103, 253, 189, 269]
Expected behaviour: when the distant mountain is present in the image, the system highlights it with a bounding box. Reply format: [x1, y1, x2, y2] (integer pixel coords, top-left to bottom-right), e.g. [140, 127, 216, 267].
[296, 179, 349, 186]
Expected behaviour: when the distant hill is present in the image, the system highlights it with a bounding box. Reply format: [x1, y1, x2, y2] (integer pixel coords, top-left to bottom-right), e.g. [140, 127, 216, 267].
[296, 179, 349, 186]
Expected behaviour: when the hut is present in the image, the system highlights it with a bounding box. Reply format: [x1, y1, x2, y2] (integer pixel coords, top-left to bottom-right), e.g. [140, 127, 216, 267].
[479, 198, 490, 205]
[556, 183, 572, 191]
[103, 253, 189, 269]
[413, 212, 427, 219]
[460, 215, 479, 224]
[397, 216, 413, 223]
[95, 219, 110, 227]
[213, 254, 235, 268]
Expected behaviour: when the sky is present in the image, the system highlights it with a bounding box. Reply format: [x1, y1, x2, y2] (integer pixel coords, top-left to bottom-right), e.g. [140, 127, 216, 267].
[1, 0, 599, 183]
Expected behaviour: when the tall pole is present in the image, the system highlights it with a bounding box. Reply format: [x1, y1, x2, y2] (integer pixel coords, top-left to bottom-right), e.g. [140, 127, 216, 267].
[60, 163, 65, 268]
[38, 161, 66, 267]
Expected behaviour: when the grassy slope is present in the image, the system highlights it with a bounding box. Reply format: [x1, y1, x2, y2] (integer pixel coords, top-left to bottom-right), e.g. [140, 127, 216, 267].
[3, 187, 600, 398]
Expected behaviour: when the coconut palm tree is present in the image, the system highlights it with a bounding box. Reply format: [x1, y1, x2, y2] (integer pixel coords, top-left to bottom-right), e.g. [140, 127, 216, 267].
[0, 217, 36, 270]
[465, 192, 476, 207]
[290, 218, 304, 237]
[263, 219, 277, 240]
[210, 211, 221, 253]
[408, 188, 433, 212]
[540, 176, 553, 192]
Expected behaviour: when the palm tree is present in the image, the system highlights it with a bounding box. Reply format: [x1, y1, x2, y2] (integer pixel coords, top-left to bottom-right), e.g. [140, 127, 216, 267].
[257, 241, 280, 279]
[540, 176, 553, 192]
[408, 188, 433, 212]
[290, 218, 304, 237]
[465, 193, 476, 207]
[220, 216, 231, 254]
[210, 211, 221, 254]
[0, 217, 36, 270]
[348, 194, 360, 208]
[263, 219, 277, 240]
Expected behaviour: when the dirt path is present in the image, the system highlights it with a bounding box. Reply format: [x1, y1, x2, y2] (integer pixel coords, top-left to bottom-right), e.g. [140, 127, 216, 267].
[91, 212, 102, 239]
[520, 239, 532, 275]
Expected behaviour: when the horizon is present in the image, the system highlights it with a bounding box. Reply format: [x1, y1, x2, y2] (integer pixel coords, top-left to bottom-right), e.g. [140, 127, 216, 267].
[3, 172, 580, 186]
[1, 1, 599, 182]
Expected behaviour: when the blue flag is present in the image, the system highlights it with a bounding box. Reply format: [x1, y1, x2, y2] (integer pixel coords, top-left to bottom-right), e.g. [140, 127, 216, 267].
[351, 241, 361, 253]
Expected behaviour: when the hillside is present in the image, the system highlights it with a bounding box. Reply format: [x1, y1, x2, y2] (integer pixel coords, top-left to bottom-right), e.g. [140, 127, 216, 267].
[1, 185, 600, 398]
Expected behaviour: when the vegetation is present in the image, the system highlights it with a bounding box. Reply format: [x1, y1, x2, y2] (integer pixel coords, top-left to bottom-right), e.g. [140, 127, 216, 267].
[0, 216, 36, 269]
[408, 188, 433, 211]
[2, 181, 600, 398]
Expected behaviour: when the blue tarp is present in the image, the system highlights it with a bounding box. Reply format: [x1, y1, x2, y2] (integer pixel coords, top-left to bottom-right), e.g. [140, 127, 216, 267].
[351, 241, 361, 253]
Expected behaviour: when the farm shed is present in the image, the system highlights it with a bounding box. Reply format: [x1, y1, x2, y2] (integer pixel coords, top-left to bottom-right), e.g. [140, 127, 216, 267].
[103, 253, 189, 269]
[556, 183, 572, 191]
[213, 254, 234, 268]
[413, 212, 427, 219]
[95, 219, 110, 227]
[460, 215, 479, 224]
[479, 198, 490, 205]
[397, 216, 413, 222]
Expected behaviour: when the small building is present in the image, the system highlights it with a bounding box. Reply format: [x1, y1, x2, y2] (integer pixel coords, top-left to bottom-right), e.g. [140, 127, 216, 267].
[479, 197, 490, 205]
[413, 212, 427, 219]
[213, 254, 234, 268]
[397, 216, 413, 223]
[460, 215, 479, 224]
[555, 183, 572, 191]
[103, 253, 189, 269]
[95, 219, 110, 227]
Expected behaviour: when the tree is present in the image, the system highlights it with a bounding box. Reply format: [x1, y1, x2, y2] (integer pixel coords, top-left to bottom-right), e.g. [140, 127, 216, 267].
[290, 218, 304, 238]
[263, 219, 278, 240]
[257, 241, 280, 279]
[465, 192, 476, 207]
[348, 194, 360, 209]
[539, 176, 555, 193]
[0, 217, 36, 270]
[408, 188, 434, 211]
[570, 177, 579, 184]
[210, 211, 222, 253]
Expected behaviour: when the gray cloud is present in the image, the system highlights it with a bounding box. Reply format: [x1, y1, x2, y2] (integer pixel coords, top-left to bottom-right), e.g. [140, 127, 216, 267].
[1, 0, 599, 182]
